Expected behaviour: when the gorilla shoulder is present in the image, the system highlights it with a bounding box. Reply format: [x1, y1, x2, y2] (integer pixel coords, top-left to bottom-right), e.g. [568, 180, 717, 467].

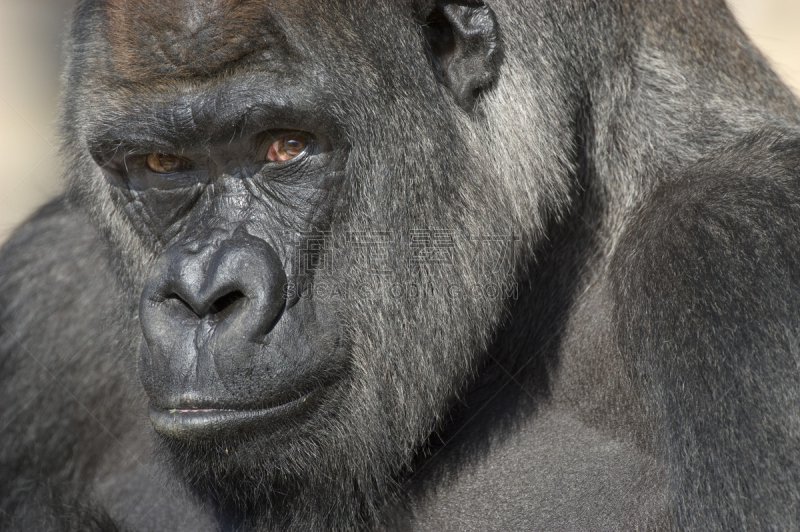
[0, 197, 118, 364]
[613, 132, 800, 528]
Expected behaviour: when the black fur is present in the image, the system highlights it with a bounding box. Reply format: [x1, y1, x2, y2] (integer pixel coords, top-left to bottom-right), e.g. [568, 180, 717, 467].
[2, 1, 800, 530]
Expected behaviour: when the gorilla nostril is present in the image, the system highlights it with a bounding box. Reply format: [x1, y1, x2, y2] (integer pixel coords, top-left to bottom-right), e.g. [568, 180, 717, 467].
[163, 292, 202, 318]
[208, 290, 246, 322]
[159, 291, 246, 321]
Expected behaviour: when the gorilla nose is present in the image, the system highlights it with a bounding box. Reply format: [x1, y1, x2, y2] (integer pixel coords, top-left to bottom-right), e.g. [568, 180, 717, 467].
[162, 245, 283, 329]
[138, 229, 288, 407]
[144, 232, 286, 336]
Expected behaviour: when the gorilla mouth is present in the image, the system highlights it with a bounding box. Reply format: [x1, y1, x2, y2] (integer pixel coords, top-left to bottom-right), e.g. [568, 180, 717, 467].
[147, 389, 322, 440]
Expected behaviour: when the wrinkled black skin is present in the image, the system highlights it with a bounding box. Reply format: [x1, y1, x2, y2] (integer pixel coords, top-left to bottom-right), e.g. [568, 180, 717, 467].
[3, 0, 800, 530]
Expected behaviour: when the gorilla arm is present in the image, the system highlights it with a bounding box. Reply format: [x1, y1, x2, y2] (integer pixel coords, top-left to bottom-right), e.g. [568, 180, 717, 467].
[0, 199, 124, 528]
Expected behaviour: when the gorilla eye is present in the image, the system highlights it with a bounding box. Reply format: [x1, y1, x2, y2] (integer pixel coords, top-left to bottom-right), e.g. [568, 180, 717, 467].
[266, 134, 309, 163]
[146, 153, 190, 174]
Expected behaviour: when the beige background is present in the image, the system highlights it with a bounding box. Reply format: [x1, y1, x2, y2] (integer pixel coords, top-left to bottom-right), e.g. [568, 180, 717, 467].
[1, 1, 799, 242]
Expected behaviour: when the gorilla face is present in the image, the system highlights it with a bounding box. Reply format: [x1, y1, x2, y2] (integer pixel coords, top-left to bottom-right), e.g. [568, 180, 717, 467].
[63, 0, 530, 520]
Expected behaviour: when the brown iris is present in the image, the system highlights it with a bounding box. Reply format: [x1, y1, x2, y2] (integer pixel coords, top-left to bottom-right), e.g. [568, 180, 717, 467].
[266, 134, 308, 162]
[146, 153, 188, 173]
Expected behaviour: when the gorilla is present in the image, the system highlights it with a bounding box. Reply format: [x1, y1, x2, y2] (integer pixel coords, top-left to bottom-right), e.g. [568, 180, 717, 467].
[2, 0, 800, 530]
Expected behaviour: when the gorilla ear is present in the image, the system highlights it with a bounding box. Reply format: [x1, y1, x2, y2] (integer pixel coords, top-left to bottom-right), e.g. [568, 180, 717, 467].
[422, 0, 502, 111]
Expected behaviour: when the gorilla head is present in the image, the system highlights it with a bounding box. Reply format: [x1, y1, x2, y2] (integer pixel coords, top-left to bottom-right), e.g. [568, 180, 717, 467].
[61, 0, 569, 526]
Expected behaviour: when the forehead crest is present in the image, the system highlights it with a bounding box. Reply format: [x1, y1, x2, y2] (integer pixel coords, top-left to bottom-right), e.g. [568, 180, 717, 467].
[102, 0, 284, 80]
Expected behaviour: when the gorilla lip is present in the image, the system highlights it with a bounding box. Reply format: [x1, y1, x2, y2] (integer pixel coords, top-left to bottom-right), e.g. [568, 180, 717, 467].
[148, 391, 320, 440]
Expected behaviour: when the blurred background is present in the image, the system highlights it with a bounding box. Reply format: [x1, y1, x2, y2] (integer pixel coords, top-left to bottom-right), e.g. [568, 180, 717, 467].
[1, 0, 799, 243]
